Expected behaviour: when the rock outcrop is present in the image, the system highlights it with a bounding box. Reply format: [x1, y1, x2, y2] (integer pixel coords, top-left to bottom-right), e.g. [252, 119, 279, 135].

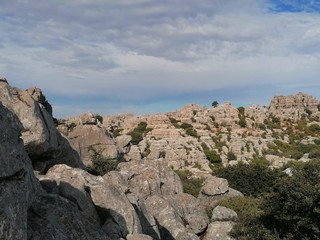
[0, 99, 109, 240]
[0, 79, 83, 172]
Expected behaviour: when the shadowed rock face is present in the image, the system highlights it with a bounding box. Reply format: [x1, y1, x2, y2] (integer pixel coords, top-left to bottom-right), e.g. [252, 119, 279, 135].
[0, 102, 38, 239]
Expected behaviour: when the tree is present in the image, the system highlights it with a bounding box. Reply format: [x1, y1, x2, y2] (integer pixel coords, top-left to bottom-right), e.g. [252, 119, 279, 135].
[211, 101, 219, 108]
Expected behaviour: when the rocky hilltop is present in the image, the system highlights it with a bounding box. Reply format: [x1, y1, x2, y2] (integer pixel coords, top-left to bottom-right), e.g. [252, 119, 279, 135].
[1, 78, 320, 239]
[59, 91, 320, 175]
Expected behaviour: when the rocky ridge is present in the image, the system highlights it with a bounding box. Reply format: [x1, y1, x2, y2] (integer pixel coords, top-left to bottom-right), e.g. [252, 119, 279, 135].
[59, 91, 320, 176]
[1, 78, 320, 239]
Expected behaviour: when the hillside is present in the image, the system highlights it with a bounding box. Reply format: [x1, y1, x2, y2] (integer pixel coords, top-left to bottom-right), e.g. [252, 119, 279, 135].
[58, 91, 320, 176]
[1, 78, 320, 240]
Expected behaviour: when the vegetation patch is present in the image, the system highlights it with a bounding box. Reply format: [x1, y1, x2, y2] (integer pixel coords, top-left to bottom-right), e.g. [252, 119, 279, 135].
[86, 146, 118, 176]
[175, 169, 205, 197]
[128, 122, 152, 145]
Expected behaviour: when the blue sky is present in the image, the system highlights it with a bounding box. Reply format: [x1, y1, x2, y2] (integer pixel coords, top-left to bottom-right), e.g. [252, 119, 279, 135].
[1, 0, 320, 118]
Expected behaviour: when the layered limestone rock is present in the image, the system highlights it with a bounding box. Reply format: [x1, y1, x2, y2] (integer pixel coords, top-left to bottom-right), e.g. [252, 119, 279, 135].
[269, 93, 320, 120]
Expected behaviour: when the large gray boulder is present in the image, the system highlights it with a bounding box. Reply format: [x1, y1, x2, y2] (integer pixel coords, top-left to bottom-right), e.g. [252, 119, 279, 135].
[0, 80, 58, 158]
[39, 164, 142, 239]
[119, 159, 183, 199]
[198, 176, 243, 209]
[165, 193, 209, 234]
[28, 194, 109, 240]
[139, 195, 199, 240]
[211, 206, 238, 222]
[203, 221, 235, 240]
[0, 101, 38, 239]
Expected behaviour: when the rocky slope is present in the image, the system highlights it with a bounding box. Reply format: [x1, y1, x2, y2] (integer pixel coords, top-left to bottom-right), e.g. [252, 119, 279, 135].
[1, 78, 320, 239]
[59, 91, 320, 177]
[1, 79, 240, 239]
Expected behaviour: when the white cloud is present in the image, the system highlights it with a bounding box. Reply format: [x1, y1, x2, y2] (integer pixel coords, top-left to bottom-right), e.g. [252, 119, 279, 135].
[1, 0, 320, 117]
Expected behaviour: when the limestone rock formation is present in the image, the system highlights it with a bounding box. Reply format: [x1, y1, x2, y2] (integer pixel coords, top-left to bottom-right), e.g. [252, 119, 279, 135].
[0, 80, 58, 158]
[0, 100, 109, 240]
[202, 221, 235, 240]
[198, 176, 243, 209]
[0, 102, 38, 239]
[0, 80, 83, 172]
[269, 92, 320, 120]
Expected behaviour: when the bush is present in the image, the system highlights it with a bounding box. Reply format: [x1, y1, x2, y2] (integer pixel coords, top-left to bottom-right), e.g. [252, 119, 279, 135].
[214, 161, 283, 197]
[262, 160, 320, 240]
[227, 151, 237, 161]
[175, 170, 205, 197]
[128, 122, 152, 145]
[86, 147, 118, 176]
[185, 128, 198, 137]
[205, 150, 221, 164]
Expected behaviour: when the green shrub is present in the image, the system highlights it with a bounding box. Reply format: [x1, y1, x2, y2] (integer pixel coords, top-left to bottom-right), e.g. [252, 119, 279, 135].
[185, 128, 198, 137]
[214, 161, 283, 197]
[67, 122, 77, 131]
[258, 123, 266, 130]
[169, 117, 180, 128]
[309, 148, 320, 159]
[262, 159, 320, 240]
[227, 151, 237, 161]
[175, 170, 205, 197]
[219, 196, 263, 221]
[86, 147, 118, 176]
[128, 122, 152, 145]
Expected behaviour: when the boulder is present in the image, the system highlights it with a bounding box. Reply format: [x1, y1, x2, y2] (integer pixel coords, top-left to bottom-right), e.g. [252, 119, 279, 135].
[119, 159, 183, 199]
[198, 176, 243, 209]
[202, 221, 234, 240]
[0, 80, 58, 158]
[139, 195, 198, 240]
[67, 124, 118, 165]
[211, 206, 238, 222]
[166, 193, 209, 234]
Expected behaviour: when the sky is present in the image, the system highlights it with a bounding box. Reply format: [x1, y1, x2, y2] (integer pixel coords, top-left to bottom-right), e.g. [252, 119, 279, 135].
[1, 0, 320, 118]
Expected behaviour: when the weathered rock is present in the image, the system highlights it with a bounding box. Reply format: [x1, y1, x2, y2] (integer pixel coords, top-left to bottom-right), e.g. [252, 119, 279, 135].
[119, 159, 183, 199]
[211, 206, 238, 222]
[38, 164, 141, 239]
[38, 164, 101, 223]
[198, 176, 243, 209]
[67, 124, 118, 165]
[116, 135, 132, 154]
[140, 195, 198, 240]
[0, 80, 58, 158]
[28, 194, 110, 240]
[126, 233, 153, 240]
[200, 176, 229, 196]
[0, 102, 38, 240]
[202, 221, 234, 240]
[269, 92, 320, 120]
[165, 193, 209, 234]
[89, 173, 142, 238]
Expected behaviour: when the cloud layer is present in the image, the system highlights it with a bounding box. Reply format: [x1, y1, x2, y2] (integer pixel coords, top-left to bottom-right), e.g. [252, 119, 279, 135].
[1, 0, 320, 117]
